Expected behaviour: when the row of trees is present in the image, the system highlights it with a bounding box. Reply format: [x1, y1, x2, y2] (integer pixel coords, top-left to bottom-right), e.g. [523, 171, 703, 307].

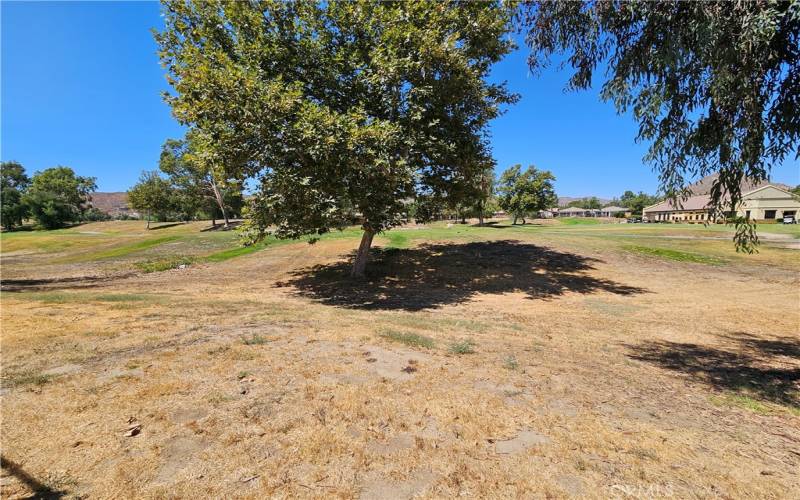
[564, 191, 661, 215]
[127, 130, 244, 229]
[416, 163, 557, 226]
[1, 162, 98, 230]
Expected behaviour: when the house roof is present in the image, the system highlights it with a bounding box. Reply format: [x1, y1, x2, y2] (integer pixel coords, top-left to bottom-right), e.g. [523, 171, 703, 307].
[741, 184, 797, 199]
[560, 206, 587, 213]
[643, 194, 712, 213]
[601, 206, 628, 212]
[644, 183, 796, 213]
[688, 173, 791, 195]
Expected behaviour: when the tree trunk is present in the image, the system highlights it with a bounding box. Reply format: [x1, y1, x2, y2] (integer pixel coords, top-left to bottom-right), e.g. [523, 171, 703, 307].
[512, 215, 518, 225]
[351, 227, 375, 278]
[146, 210, 151, 230]
[210, 178, 230, 228]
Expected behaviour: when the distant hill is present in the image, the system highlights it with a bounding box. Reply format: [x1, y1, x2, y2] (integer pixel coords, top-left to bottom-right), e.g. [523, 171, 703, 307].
[89, 192, 138, 217]
[557, 196, 612, 208]
[688, 173, 791, 196]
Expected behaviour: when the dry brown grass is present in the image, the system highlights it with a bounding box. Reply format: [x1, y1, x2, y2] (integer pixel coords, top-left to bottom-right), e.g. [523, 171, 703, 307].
[1, 221, 799, 498]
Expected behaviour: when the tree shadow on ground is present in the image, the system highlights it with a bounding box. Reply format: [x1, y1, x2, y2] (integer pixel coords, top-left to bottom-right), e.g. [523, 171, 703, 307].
[277, 240, 646, 311]
[0, 455, 64, 499]
[1, 274, 131, 292]
[147, 222, 185, 231]
[476, 220, 548, 228]
[200, 220, 243, 232]
[628, 332, 800, 407]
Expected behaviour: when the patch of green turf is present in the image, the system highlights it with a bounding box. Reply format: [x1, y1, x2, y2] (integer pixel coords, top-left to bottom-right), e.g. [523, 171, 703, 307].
[558, 217, 601, 226]
[68, 235, 181, 262]
[204, 242, 268, 262]
[204, 228, 365, 263]
[624, 245, 725, 265]
[710, 393, 773, 414]
[379, 329, 435, 349]
[384, 231, 410, 249]
[136, 255, 195, 273]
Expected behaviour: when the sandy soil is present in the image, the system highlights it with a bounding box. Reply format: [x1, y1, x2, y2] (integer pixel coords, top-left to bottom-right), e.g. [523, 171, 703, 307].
[1, 231, 798, 498]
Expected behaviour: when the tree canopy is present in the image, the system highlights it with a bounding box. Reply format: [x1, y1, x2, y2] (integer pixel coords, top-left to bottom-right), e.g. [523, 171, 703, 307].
[566, 197, 601, 210]
[23, 166, 96, 229]
[618, 190, 660, 215]
[159, 130, 243, 227]
[156, 0, 516, 275]
[497, 164, 557, 224]
[127, 171, 175, 229]
[1, 161, 30, 230]
[521, 1, 800, 250]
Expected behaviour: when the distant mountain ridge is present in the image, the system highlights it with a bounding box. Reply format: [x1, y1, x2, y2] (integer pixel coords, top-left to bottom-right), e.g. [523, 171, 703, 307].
[89, 192, 136, 216]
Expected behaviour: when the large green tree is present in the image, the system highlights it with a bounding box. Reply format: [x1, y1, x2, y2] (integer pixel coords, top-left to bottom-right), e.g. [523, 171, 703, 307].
[619, 190, 660, 215]
[23, 166, 96, 229]
[1, 161, 30, 230]
[521, 1, 800, 250]
[156, 0, 516, 276]
[127, 171, 175, 229]
[497, 164, 557, 224]
[159, 130, 243, 228]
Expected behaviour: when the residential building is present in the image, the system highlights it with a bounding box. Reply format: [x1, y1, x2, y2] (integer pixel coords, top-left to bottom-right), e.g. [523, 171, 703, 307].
[737, 185, 800, 221]
[642, 195, 713, 223]
[643, 185, 800, 223]
[600, 206, 631, 217]
[558, 206, 588, 217]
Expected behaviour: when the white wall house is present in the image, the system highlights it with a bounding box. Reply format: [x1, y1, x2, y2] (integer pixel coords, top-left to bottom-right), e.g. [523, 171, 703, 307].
[599, 206, 631, 217]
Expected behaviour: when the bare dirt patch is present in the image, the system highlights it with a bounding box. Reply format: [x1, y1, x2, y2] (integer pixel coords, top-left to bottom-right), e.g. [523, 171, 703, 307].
[2, 223, 798, 498]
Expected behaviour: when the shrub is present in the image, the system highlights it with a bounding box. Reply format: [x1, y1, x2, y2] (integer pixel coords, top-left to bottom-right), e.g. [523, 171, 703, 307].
[449, 339, 476, 355]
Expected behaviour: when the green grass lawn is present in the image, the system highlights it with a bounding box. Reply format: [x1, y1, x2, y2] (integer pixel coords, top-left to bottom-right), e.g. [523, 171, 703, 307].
[623, 245, 727, 265]
[2, 218, 798, 275]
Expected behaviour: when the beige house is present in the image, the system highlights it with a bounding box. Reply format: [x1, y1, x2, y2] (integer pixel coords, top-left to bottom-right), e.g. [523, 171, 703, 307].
[643, 185, 800, 223]
[642, 194, 714, 223]
[737, 185, 799, 221]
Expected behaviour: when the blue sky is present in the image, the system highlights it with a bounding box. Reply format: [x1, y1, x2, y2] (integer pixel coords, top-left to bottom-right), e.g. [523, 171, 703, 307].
[3, 2, 798, 198]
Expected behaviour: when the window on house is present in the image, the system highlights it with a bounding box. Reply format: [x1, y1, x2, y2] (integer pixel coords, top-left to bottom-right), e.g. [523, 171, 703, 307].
[745, 210, 750, 220]
[765, 210, 776, 219]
